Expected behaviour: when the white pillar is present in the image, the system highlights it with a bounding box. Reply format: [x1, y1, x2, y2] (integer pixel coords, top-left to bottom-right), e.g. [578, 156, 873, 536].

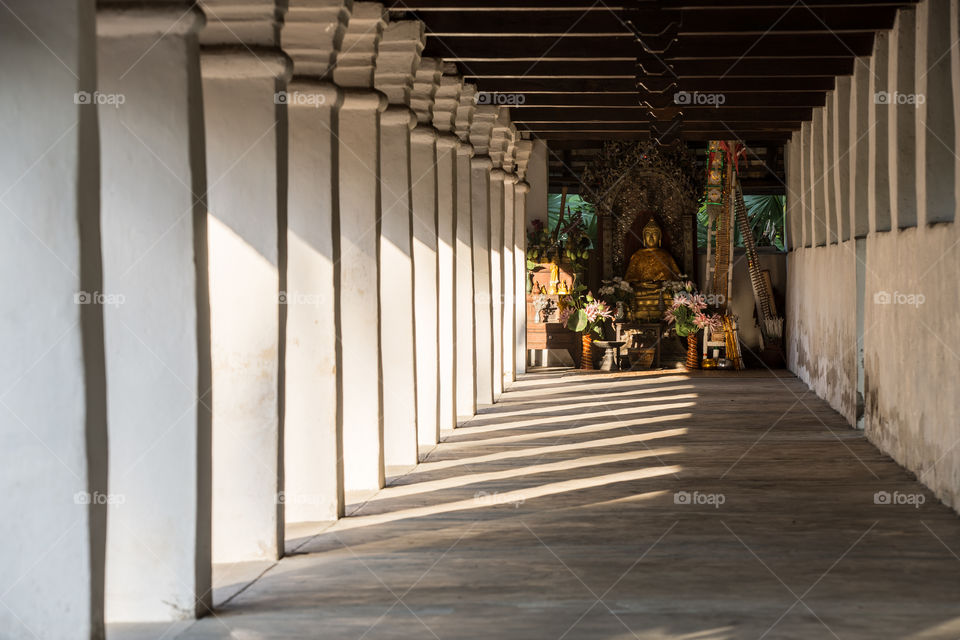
[379, 106, 418, 466]
[489, 169, 506, 398]
[411, 59, 442, 447]
[470, 106, 496, 407]
[1, 3, 107, 636]
[433, 72, 463, 433]
[436, 134, 459, 432]
[869, 31, 893, 233]
[201, 47, 289, 563]
[514, 181, 531, 375]
[374, 20, 423, 468]
[889, 7, 917, 229]
[281, 0, 349, 522]
[454, 139, 476, 419]
[334, 3, 386, 492]
[916, 0, 957, 225]
[471, 156, 494, 406]
[97, 5, 213, 621]
[502, 175, 516, 386]
[454, 86, 477, 420]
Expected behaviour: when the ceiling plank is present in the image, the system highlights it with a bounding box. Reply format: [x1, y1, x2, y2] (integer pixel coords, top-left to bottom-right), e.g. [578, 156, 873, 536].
[425, 33, 875, 59]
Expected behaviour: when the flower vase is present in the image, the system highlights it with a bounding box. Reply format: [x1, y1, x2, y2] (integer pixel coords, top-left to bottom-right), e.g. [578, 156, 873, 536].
[580, 333, 594, 370]
[685, 332, 700, 370]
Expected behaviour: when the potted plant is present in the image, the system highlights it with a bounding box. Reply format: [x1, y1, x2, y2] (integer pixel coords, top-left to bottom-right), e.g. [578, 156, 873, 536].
[561, 288, 614, 370]
[663, 281, 723, 370]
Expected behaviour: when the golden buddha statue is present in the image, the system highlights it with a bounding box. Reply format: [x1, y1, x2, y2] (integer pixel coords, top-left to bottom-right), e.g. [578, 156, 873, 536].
[624, 219, 681, 320]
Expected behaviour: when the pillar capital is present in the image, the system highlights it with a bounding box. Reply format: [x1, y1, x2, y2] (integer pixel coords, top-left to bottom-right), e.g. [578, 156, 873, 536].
[514, 139, 533, 180]
[456, 140, 475, 157]
[412, 57, 443, 126]
[199, 0, 285, 47]
[471, 155, 493, 170]
[489, 109, 514, 169]
[199, 48, 292, 80]
[490, 168, 507, 181]
[504, 173, 519, 185]
[433, 68, 463, 134]
[455, 83, 478, 143]
[286, 78, 343, 107]
[333, 2, 387, 89]
[469, 105, 498, 156]
[340, 88, 388, 111]
[436, 133, 459, 150]
[374, 20, 425, 105]
[381, 103, 417, 129]
[283, 0, 351, 79]
[97, 4, 205, 37]
[411, 122, 438, 145]
[515, 180, 531, 194]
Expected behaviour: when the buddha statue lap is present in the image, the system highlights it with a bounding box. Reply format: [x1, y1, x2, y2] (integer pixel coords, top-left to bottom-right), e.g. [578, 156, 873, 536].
[624, 219, 681, 321]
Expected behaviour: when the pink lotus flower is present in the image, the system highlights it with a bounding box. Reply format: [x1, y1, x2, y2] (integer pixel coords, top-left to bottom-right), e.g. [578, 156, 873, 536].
[584, 300, 614, 322]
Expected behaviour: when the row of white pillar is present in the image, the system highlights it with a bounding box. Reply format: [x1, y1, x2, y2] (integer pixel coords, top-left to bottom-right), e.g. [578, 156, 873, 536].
[784, 0, 958, 247]
[0, 0, 534, 636]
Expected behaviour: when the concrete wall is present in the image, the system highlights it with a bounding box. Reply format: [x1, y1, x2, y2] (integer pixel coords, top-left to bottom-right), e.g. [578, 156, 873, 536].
[785, 246, 858, 425]
[526, 138, 549, 227]
[784, 0, 959, 511]
[863, 224, 960, 510]
[696, 248, 787, 351]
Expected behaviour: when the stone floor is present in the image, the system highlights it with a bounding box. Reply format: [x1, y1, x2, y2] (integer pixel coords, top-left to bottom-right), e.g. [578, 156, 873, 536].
[112, 370, 960, 639]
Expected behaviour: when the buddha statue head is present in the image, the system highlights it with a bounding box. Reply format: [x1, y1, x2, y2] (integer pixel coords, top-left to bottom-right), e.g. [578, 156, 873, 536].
[642, 218, 663, 249]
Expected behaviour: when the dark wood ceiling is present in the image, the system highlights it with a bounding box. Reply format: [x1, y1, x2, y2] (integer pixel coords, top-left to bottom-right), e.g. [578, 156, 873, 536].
[387, 0, 916, 191]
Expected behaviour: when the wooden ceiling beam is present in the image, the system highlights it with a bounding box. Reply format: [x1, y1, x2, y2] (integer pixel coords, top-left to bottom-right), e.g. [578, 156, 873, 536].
[458, 58, 854, 77]
[394, 7, 898, 35]
[503, 91, 826, 107]
[424, 33, 875, 59]
[510, 106, 813, 121]
[471, 77, 836, 92]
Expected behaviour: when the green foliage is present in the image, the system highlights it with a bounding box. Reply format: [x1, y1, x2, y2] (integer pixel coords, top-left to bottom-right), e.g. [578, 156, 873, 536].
[547, 194, 597, 247]
[697, 195, 786, 251]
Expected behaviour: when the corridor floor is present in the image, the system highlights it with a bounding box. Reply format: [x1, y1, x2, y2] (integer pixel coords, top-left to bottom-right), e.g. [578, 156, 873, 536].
[117, 370, 960, 639]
